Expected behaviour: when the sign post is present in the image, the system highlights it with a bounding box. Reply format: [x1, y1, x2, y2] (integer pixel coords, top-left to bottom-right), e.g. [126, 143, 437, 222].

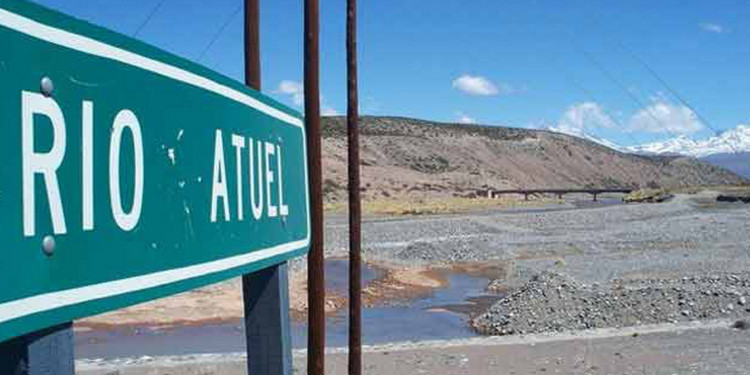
[0, 0, 310, 370]
[241, 1, 294, 375]
[0, 323, 74, 375]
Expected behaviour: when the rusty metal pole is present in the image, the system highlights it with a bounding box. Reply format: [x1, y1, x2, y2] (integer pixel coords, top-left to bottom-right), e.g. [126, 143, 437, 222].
[244, 0, 260, 89]
[242, 1, 294, 374]
[346, 0, 361, 374]
[305, 0, 325, 373]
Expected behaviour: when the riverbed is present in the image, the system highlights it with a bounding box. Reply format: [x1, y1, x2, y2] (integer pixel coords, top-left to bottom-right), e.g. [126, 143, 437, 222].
[76, 192, 750, 361]
[76, 260, 501, 359]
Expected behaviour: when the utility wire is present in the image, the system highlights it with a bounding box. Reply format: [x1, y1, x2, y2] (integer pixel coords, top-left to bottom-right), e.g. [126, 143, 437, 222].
[612, 37, 737, 153]
[525, 13, 644, 147]
[197, 3, 243, 62]
[132, 0, 168, 38]
[566, 25, 685, 142]
[577, 48, 677, 137]
[531, 4, 687, 150]
[573, 43, 692, 149]
[588, 18, 738, 153]
[565, 77, 643, 147]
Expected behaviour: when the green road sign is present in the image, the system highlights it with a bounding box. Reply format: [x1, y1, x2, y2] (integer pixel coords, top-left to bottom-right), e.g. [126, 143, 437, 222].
[0, 0, 309, 343]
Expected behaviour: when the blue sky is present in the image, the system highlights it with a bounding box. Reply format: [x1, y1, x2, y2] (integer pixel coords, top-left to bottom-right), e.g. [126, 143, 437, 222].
[29, 0, 750, 146]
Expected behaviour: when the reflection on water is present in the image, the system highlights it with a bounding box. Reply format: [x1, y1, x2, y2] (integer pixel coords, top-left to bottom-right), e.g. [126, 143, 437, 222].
[292, 267, 500, 349]
[324, 258, 384, 292]
[75, 261, 499, 359]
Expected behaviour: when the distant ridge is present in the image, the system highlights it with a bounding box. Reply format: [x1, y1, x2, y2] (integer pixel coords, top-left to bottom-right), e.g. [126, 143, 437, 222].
[320, 116, 747, 201]
[701, 152, 750, 179]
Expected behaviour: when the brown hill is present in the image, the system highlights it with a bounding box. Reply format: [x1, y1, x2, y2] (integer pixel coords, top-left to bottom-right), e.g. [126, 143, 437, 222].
[321, 116, 747, 202]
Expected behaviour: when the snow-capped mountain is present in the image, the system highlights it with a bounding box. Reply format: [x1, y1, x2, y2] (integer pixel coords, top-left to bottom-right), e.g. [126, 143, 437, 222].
[626, 125, 750, 157]
[574, 132, 625, 151]
[546, 123, 748, 179]
[627, 135, 699, 155]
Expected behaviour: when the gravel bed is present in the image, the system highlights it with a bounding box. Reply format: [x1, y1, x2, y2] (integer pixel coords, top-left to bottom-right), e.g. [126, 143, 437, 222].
[320, 192, 750, 282]
[472, 270, 750, 336]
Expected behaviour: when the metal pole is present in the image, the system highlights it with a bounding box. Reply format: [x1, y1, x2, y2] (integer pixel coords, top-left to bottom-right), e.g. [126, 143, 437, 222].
[242, 1, 293, 374]
[305, 0, 325, 373]
[244, 0, 260, 89]
[346, 0, 361, 374]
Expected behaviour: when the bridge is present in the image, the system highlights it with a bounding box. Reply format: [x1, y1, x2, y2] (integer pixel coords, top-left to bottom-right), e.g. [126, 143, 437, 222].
[485, 188, 634, 201]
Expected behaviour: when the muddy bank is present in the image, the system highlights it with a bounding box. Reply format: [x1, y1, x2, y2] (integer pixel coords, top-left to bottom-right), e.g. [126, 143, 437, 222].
[75, 263, 506, 359]
[77, 260, 455, 331]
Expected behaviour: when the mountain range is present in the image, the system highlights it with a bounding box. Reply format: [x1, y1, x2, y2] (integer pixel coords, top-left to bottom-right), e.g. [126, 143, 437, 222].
[320, 116, 746, 202]
[700, 152, 750, 179]
[621, 125, 750, 179]
[625, 125, 750, 157]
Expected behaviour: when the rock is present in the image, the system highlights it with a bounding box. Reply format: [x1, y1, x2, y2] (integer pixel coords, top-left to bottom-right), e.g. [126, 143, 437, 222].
[717, 194, 750, 204]
[733, 319, 749, 330]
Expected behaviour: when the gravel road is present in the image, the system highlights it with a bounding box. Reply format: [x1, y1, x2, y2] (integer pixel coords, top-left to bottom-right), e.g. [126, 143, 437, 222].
[78, 320, 750, 375]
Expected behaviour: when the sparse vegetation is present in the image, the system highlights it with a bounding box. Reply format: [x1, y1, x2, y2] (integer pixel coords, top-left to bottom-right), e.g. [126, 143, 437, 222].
[325, 197, 557, 216]
[623, 189, 673, 203]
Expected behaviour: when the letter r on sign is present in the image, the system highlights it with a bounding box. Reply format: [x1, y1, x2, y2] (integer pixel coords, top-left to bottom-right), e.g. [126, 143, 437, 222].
[21, 91, 67, 237]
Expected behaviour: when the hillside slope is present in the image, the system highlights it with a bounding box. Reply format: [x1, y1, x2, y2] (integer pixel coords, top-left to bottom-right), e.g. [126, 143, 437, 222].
[321, 117, 747, 202]
[701, 152, 750, 179]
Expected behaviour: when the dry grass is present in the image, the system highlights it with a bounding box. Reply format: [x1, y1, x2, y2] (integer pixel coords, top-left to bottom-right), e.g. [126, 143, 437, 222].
[325, 196, 559, 216]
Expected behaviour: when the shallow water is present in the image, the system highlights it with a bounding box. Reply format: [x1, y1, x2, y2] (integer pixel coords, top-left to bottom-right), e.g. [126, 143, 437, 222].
[324, 258, 383, 292]
[292, 268, 500, 348]
[75, 261, 498, 359]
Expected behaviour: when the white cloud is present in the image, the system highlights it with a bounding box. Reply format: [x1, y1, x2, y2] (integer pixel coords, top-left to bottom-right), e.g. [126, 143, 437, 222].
[321, 106, 339, 116]
[275, 80, 304, 106]
[275, 80, 339, 116]
[628, 97, 703, 135]
[455, 112, 476, 124]
[700, 22, 727, 34]
[452, 75, 509, 96]
[549, 102, 616, 136]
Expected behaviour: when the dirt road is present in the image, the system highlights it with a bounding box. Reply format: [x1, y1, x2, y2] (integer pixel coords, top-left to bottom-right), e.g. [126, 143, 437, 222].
[77, 320, 750, 375]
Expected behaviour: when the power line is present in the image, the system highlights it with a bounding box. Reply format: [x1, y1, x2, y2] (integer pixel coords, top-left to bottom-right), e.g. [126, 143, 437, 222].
[525, 16, 643, 147]
[132, 0, 168, 38]
[565, 77, 643, 146]
[613, 38, 737, 152]
[578, 49, 669, 132]
[197, 3, 243, 62]
[588, 18, 738, 153]
[574, 45, 687, 144]
[533, 13, 674, 147]
[565, 23, 686, 143]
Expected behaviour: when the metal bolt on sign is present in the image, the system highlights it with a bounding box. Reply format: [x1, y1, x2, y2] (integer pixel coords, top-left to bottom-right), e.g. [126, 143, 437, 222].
[42, 235, 55, 256]
[40, 76, 54, 97]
